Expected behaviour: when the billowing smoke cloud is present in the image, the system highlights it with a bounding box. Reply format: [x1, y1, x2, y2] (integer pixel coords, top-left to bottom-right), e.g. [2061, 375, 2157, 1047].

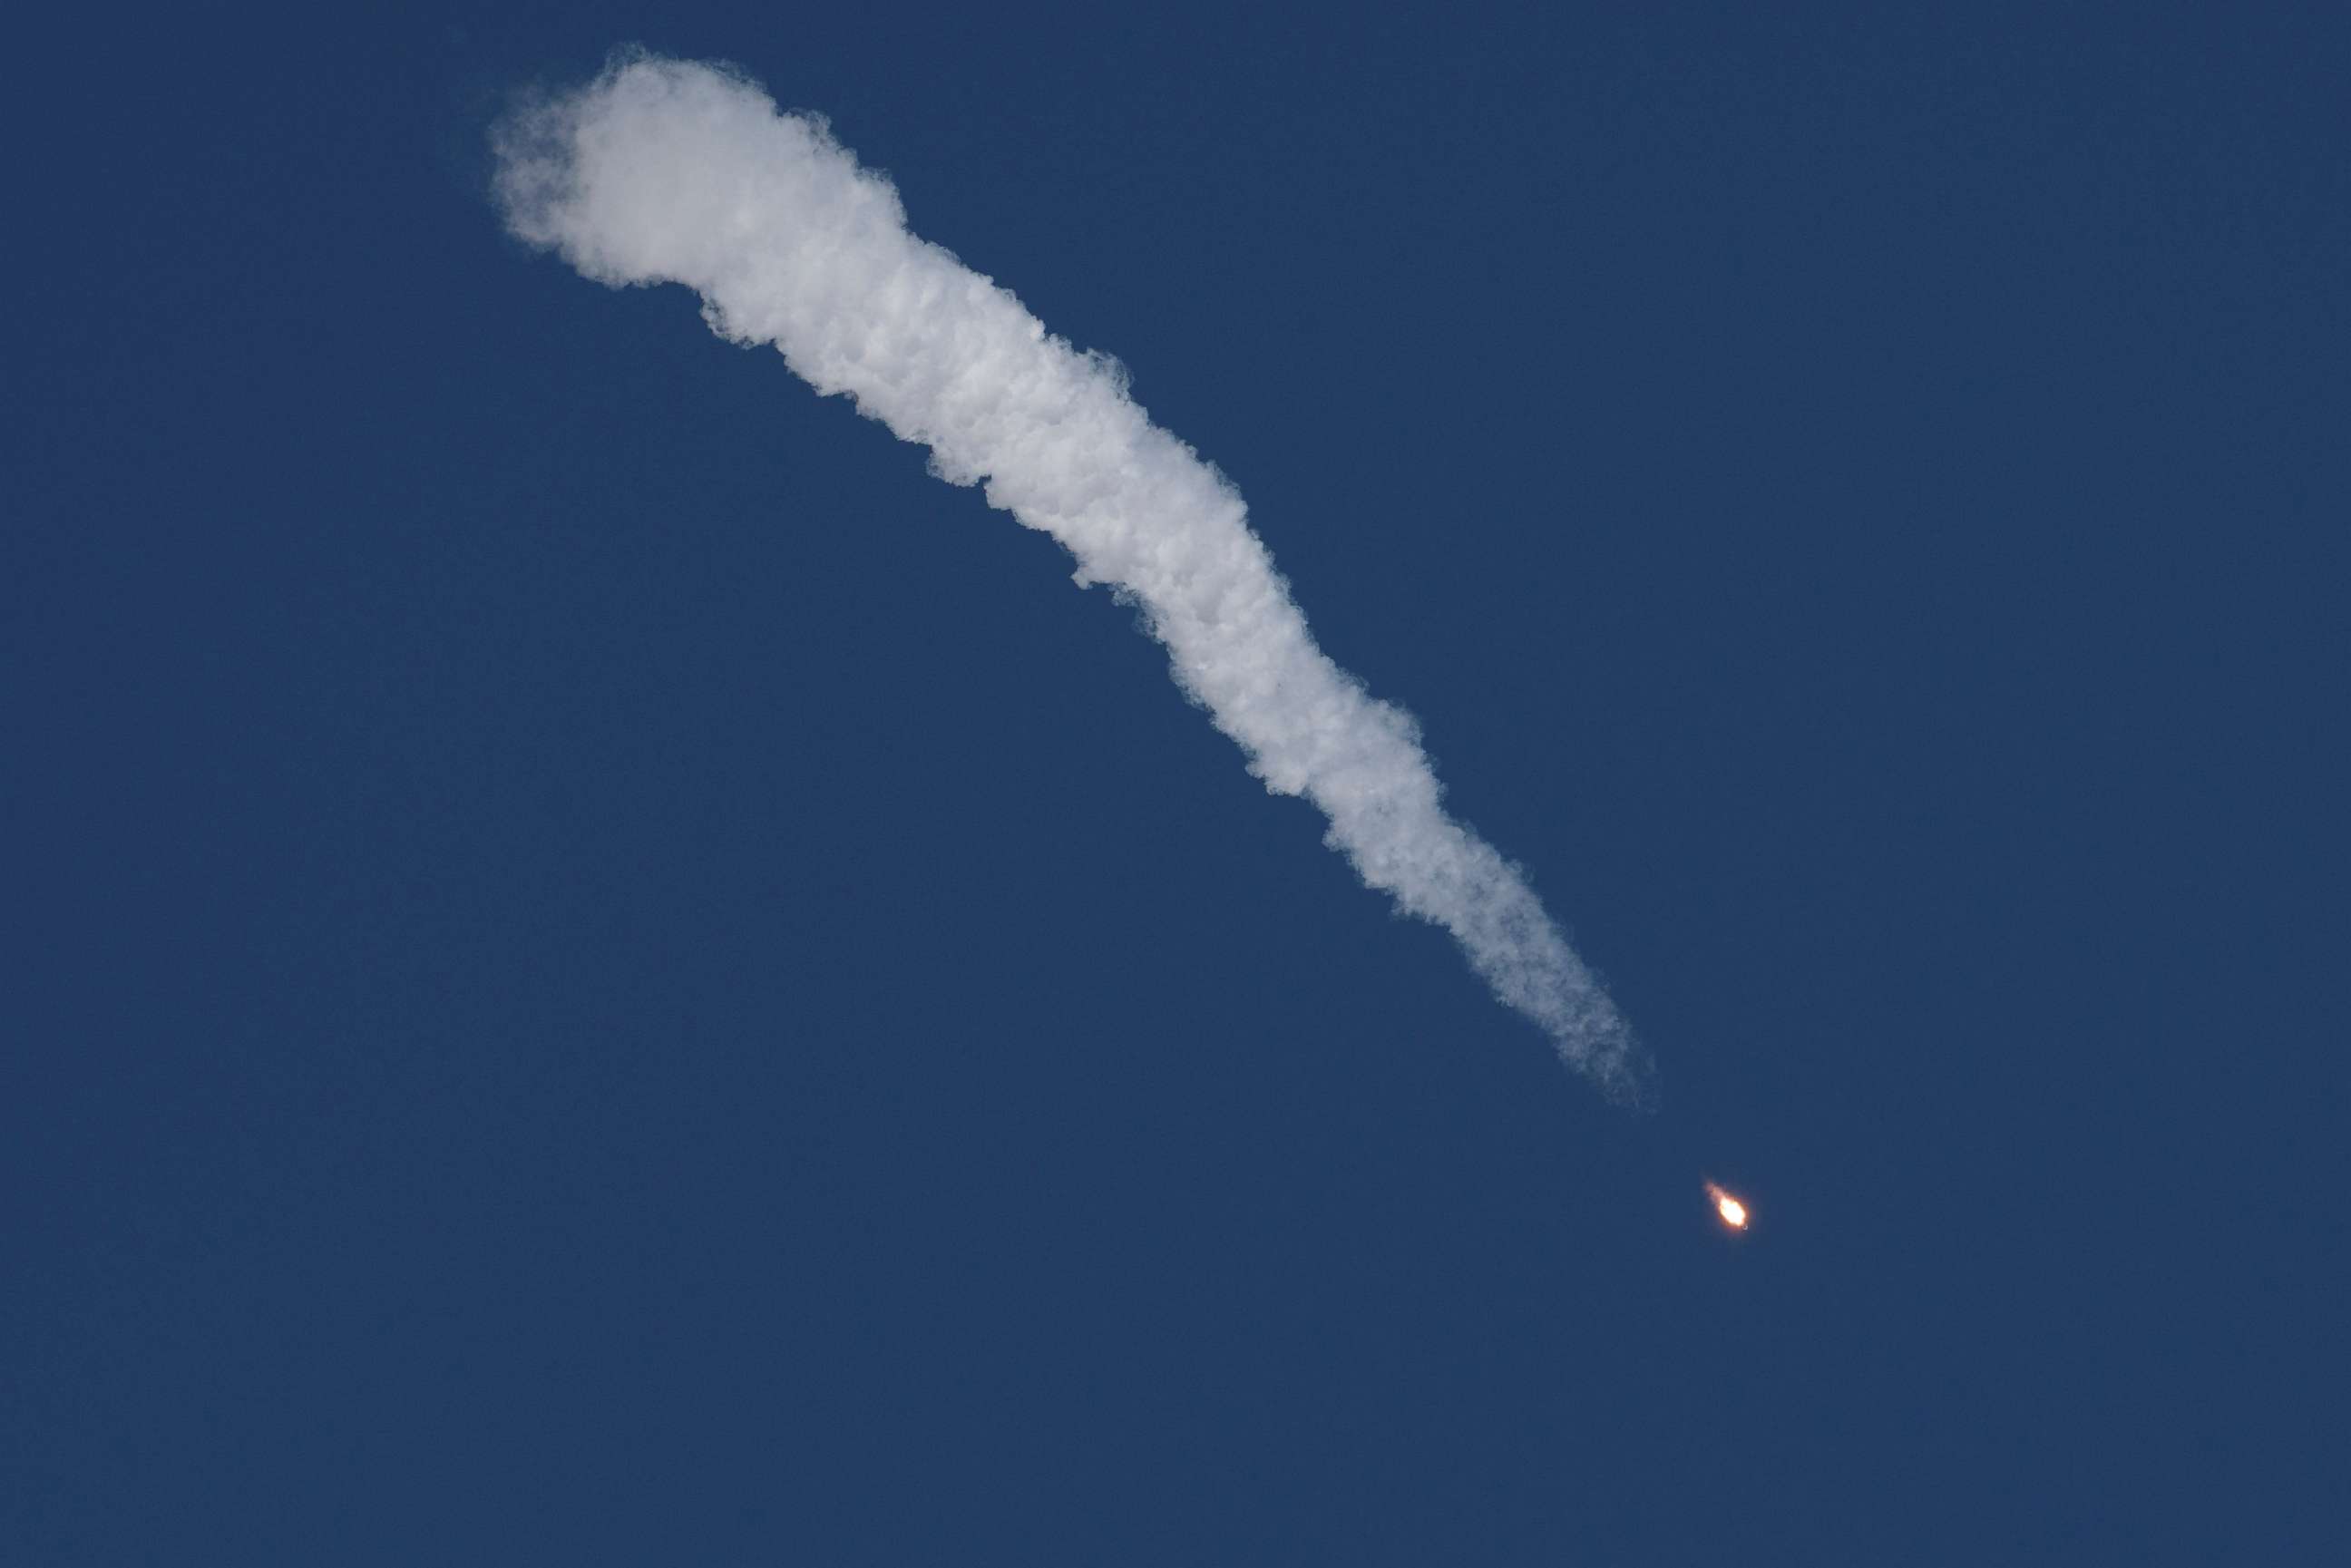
[493, 53, 1650, 1102]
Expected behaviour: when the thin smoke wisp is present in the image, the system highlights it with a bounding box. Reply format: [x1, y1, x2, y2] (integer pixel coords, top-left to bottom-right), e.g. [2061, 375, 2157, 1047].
[493, 53, 1650, 1102]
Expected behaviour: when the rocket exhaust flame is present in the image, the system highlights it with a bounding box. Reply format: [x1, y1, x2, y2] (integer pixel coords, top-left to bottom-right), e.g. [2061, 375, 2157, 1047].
[1704, 1182, 1750, 1230]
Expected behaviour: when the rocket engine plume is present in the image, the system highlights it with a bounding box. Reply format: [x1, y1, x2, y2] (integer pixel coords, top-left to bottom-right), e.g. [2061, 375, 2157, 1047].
[491, 52, 1651, 1102]
[1705, 1182, 1750, 1230]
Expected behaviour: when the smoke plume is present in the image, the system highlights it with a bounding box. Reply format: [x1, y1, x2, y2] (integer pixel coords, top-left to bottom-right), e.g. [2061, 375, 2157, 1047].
[493, 53, 1649, 1102]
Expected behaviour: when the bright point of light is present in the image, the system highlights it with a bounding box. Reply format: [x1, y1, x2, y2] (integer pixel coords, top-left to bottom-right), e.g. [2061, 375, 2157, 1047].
[1704, 1182, 1751, 1231]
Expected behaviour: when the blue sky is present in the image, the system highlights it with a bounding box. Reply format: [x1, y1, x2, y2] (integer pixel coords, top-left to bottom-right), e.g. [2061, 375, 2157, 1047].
[8, 5, 2346, 1563]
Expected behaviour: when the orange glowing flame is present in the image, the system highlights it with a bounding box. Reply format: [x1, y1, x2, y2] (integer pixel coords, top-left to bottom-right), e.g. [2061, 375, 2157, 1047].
[1704, 1182, 1750, 1231]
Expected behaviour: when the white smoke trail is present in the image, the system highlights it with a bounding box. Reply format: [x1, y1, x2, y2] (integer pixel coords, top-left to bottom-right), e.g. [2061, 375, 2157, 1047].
[493, 53, 1650, 1103]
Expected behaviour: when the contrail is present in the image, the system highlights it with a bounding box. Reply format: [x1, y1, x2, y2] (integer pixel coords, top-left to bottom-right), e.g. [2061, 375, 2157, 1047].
[493, 53, 1651, 1103]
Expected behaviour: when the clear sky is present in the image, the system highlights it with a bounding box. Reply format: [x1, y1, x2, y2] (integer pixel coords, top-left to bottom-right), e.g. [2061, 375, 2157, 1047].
[8, 5, 2346, 1563]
